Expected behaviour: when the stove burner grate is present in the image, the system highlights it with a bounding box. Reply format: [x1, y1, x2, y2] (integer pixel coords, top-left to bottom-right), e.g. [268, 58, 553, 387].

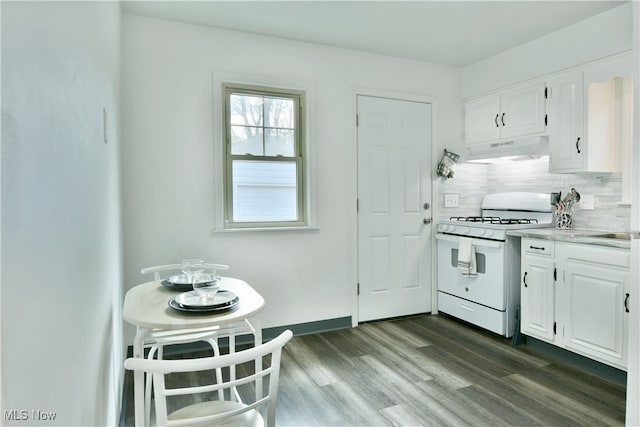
[449, 216, 539, 225]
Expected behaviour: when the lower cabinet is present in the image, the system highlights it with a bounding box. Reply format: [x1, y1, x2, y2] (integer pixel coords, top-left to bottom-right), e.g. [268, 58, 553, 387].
[521, 240, 556, 342]
[521, 238, 629, 370]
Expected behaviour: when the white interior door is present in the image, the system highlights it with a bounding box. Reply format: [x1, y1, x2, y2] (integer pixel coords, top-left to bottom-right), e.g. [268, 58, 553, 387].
[357, 95, 432, 322]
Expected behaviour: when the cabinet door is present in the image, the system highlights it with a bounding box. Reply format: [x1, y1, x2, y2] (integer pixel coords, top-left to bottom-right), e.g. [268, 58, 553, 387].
[464, 94, 500, 144]
[521, 254, 556, 342]
[548, 72, 585, 172]
[500, 82, 547, 139]
[562, 261, 628, 369]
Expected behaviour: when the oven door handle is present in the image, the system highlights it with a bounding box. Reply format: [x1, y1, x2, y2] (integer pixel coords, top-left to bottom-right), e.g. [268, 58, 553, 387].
[435, 234, 503, 249]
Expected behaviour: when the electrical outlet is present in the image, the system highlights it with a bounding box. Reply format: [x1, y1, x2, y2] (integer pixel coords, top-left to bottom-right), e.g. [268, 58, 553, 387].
[444, 194, 459, 208]
[578, 194, 595, 210]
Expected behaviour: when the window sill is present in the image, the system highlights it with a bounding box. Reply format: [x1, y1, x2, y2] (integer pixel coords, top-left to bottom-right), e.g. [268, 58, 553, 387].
[211, 225, 320, 233]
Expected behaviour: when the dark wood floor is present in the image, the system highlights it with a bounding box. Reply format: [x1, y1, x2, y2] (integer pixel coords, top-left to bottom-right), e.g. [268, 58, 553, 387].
[123, 314, 626, 426]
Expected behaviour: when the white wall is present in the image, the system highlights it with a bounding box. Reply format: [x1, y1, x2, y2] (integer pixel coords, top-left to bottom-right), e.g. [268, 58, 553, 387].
[121, 14, 462, 342]
[627, 3, 640, 425]
[462, 3, 633, 98]
[1, 2, 122, 425]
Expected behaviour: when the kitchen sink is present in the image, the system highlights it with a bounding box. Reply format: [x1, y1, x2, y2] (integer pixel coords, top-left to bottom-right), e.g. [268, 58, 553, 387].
[588, 232, 638, 240]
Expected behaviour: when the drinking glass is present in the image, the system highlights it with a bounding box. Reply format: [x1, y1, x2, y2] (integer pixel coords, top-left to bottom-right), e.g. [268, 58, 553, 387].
[181, 259, 205, 300]
[195, 276, 221, 303]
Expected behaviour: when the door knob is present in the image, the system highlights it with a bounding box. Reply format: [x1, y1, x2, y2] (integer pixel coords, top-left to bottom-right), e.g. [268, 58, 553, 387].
[423, 218, 432, 225]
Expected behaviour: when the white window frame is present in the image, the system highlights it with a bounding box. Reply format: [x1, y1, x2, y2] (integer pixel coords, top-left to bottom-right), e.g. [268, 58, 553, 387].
[212, 72, 317, 231]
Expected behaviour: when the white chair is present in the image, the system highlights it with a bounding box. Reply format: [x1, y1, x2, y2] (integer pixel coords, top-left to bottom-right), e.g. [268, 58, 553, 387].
[125, 330, 293, 427]
[139, 264, 231, 415]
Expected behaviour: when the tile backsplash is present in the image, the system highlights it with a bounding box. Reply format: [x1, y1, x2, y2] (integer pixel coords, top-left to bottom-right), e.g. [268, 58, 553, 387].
[437, 156, 630, 231]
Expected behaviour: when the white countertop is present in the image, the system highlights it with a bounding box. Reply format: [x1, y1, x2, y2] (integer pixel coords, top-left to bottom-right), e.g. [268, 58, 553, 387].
[506, 227, 636, 249]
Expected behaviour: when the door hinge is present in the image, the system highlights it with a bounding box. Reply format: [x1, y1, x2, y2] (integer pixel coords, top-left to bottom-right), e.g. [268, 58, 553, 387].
[553, 321, 557, 335]
[545, 114, 548, 126]
[356, 198, 359, 212]
[357, 283, 360, 295]
[553, 267, 557, 282]
[356, 114, 359, 127]
[545, 86, 548, 99]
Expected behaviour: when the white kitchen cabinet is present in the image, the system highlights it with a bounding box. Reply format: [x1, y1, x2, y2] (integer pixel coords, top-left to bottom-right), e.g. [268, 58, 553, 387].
[520, 239, 630, 370]
[465, 81, 547, 145]
[548, 70, 628, 173]
[520, 239, 556, 342]
[500, 83, 548, 139]
[464, 94, 501, 144]
[547, 72, 584, 171]
[560, 244, 629, 369]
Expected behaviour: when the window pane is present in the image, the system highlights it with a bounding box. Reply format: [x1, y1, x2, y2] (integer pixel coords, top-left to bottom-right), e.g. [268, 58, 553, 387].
[265, 129, 294, 157]
[230, 125, 263, 155]
[231, 160, 297, 222]
[265, 97, 294, 128]
[230, 94, 263, 126]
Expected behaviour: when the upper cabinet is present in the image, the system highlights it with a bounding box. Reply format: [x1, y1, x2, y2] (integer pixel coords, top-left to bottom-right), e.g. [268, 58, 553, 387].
[547, 54, 632, 174]
[464, 81, 547, 145]
[547, 72, 586, 172]
[464, 94, 500, 144]
[463, 53, 632, 174]
[548, 72, 630, 173]
[500, 83, 548, 139]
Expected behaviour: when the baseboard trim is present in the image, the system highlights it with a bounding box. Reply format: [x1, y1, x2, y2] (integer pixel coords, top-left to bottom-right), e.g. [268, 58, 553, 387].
[264, 316, 352, 340]
[524, 336, 627, 385]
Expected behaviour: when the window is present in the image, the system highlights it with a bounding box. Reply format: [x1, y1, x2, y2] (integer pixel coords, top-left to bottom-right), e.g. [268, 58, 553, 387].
[223, 84, 306, 228]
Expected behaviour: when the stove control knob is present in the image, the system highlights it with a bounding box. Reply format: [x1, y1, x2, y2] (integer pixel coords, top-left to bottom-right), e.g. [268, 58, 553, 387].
[485, 230, 494, 237]
[477, 229, 485, 236]
[460, 227, 470, 234]
[447, 225, 456, 233]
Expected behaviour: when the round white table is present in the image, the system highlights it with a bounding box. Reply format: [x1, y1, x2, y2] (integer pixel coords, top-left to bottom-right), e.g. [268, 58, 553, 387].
[123, 277, 265, 427]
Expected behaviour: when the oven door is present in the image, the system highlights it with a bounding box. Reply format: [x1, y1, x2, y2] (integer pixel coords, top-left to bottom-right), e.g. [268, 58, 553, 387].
[436, 233, 507, 310]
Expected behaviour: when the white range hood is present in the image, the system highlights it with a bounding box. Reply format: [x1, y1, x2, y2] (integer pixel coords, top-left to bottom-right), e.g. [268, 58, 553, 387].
[463, 135, 549, 161]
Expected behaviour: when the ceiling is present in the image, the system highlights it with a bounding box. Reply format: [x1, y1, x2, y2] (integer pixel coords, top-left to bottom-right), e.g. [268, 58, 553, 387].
[121, 1, 628, 67]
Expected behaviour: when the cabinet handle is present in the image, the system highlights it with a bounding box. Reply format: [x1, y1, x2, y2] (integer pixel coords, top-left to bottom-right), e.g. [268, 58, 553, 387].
[501, 113, 506, 126]
[494, 114, 499, 128]
[529, 245, 545, 251]
[523, 272, 528, 287]
[576, 137, 581, 154]
[625, 293, 630, 313]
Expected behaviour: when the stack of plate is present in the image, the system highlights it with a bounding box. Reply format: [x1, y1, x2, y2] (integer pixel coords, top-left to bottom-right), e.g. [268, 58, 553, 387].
[168, 290, 239, 314]
[161, 274, 219, 291]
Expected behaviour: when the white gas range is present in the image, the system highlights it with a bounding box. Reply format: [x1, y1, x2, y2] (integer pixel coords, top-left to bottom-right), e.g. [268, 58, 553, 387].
[436, 192, 553, 337]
